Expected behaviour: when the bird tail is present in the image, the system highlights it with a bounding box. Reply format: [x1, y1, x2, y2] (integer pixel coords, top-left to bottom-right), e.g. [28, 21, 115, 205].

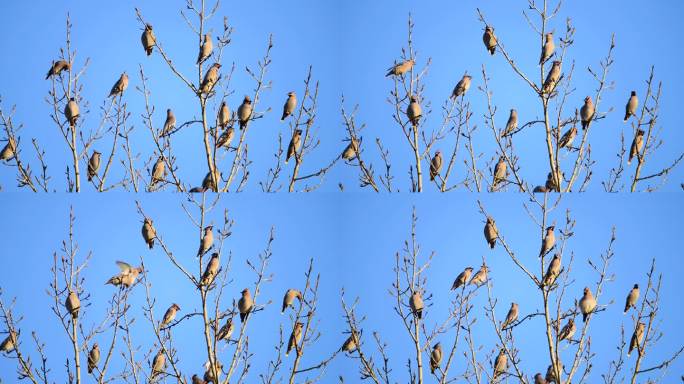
[148, 241, 154, 250]
[489, 242, 495, 249]
[623, 114, 630, 122]
[583, 313, 588, 323]
[88, 175, 93, 181]
[88, 366, 93, 374]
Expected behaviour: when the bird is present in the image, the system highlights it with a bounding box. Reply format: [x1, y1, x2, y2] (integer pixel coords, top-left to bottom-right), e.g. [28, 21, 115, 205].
[286, 322, 303, 357]
[470, 265, 488, 286]
[429, 151, 442, 181]
[484, 217, 498, 249]
[200, 253, 220, 286]
[109, 73, 129, 98]
[430, 343, 442, 374]
[558, 317, 576, 342]
[65, 290, 80, 319]
[286, 130, 302, 164]
[46, 60, 71, 80]
[545, 364, 563, 383]
[540, 32, 555, 65]
[542, 254, 561, 286]
[542, 61, 561, 94]
[0, 137, 16, 161]
[141, 218, 156, 249]
[141, 24, 156, 56]
[218, 102, 230, 129]
[628, 129, 645, 165]
[281, 92, 297, 121]
[200, 63, 221, 94]
[534, 372, 548, 384]
[451, 75, 472, 99]
[451, 267, 473, 290]
[151, 350, 166, 378]
[160, 303, 180, 328]
[87, 151, 101, 182]
[545, 172, 559, 192]
[216, 127, 235, 149]
[198, 225, 214, 257]
[203, 361, 223, 383]
[624, 284, 640, 314]
[501, 109, 517, 137]
[539, 226, 555, 257]
[65, 97, 80, 127]
[580, 96, 594, 130]
[628, 322, 645, 357]
[162, 109, 176, 136]
[558, 126, 577, 150]
[409, 291, 424, 319]
[579, 287, 597, 322]
[106, 261, 143, 288]
[341, 138, 359, 161]
[341, 332, 358, 353]
[197, 33, 213, 64]
[492, 348, 507, 380]
[407, 96, 422, 127]
[624, 91, 638, 122]
[216, 318, 234, 341]
[202, 171, 220, 191]
[237, 96, 252, 129]
[483, 26, 497, 55]
[0, 331, 17, 353]
[87, 343, 100, 374]
[151, 158, 165, 186]
[238, 288, 253, 322]
[386, 59, 415, 77]
[192, 374, 208, 384]
[493, 157, 507, 188]
[282, 289, 303, 313]
[501, 303, 518, 330]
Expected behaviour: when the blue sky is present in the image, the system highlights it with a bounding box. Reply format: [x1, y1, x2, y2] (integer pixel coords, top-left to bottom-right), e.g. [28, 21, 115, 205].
[1, 0, 683, 191]
[1, 193, 682, 382]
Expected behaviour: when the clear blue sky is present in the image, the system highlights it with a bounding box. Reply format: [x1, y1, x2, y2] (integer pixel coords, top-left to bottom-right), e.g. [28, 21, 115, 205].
[0, 1, 683, 191]
[1, 193, 682, 381]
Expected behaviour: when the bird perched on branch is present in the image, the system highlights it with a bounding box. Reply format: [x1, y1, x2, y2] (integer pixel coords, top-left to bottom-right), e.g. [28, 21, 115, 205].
[282, 289, 303, 313]
[501, 109, 517, 137]
[160, 303, 180, 328]
[451, 75, 472, 99]
[341, 331, 358, 353]
[558, 126, 577, 150]
[429, 151, 442, 181]
[46, 60, 71, 79]
[286, 322, 303, 357]
[409, 291, 424, 319]
[558, 317, 576, 342]
[452, 267, 473, 290]
[470, 265, 488, 286]
[150, 350, 165, 379]
[542, 61, 561, 94]
[198, 225, 214, 257]
[141, 24, 156, 56]
[218, 102, 230, 129]
[237, 96, 252, 129]
[200, 253, 220, 286]
[540, 32, 555, 65]
[483, 26, 497, 55]
[87, 151, 101, 182]
[539, 226, 555, 257]
[197, 33, 213, 64]
[624, 91, 638, 122]
[624, 284, 640, 313]
[281, 92, 297, 121]
[493, 348, 507, 380]
[106, 261, 143, 288]
[162, 109, 176, 136]
[141, 218, 156, 249]
[87, 343, 100, 374]
[151, 158, 165, 186]
[0, 331, 17, 353]
[200, 63, 221, 94]
[493, 157, 507, 188]
[65, 290, 80, 319]
[484, 217, 498, 249]
[0, 137, 15, 161]
[430, 343, 442, 374]
[109, 72, 129, 98]
[628, 322, 645, 357]
[217, 127, 235, 149]
[579, 287, 597, 322]
[238, 289, 253, 322]
[341, 138, 359, 161]
[501, 303, 518, 330]
[216, 318, 234, 342]
[628, 129, 645, 165]
[65, 97, 80, 128]
[580, 96, 594, 130]
[407, 96, 422, 127]
[386, 59, 415, 77]
[286, 130, 302, 164]
[542, 254, 561, 286]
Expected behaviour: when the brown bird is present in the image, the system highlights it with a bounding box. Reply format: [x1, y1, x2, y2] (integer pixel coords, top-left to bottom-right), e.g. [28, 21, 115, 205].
[484, 217, 498, 249]
[192, 374, 208, 384]
[141, 218, 156, 249]
[237, 96, 252, 129]
[218, 101, 230, 129]
[624, 284, 640, 314]
[281, 92, 297, 121]
[282, 289, 303, 313]
[65, 97, 80, 127]
[545, 172, 559, 192]
[0, 137, 16, 161]
[46, 60, 71, 79]
[341, 331, 359, 353]
[628, 129, 645, 165]
[539, 226, 555, 257]
[429, 151, 443, 181]
[492, 348, 507, 380]
[162, 109, 176, 136]
[0, 331, 17, 353]
[151, 158, 165, 186]
[407, 96, 422, 127]
[65, 290, 80, 319]
[216, 127, 235, 149]
[493, 156, 507, 188]
[451, 75, 472, 99]
[430, 342, 442, 374]
[141, 24, 156, 56]
[286, 129, 302, 164]
[451, 267, 473, 290]
[558, 317, 576, 342]
[87, 151, 101, 182]
[501, 109, 517, 137]
[470, 265, 488, 286]
[200, 253, 220, 286]
[558, 126, 577, 150]
[628, 322, 645, 357]
[409, 291, 424, 319]
[542, 254, 561, 286]
[202, 170, 220, 191]
[483, 26, 497, 55]
[580, 96, 594, 130]
[540, 32, 555, 65]
[200, 63, 221, 94]
[501, 303, 518, 330]
[542, 61, 561, 94]
[160, 303, 180, 328]
[151, 350, 166, 378]
[545, 364, 563, 383]
[286, 322, 303, 357]
[203, 361, 222, 383]
[197, 33, 213, 64]
[341, 138, 359, 161]
[534, 372, 548, 384]
[109, 72, 129, 98]
[238, 288, 253, 322]
[88, 343, 100, 374]
[624, 91, 638, 122]
[216, 318, 234, 341]
[386, 59, 415, 77]
[106, 261, 143, 288]
[579, 287, 597, 322]
[198, 225, 214, 257]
